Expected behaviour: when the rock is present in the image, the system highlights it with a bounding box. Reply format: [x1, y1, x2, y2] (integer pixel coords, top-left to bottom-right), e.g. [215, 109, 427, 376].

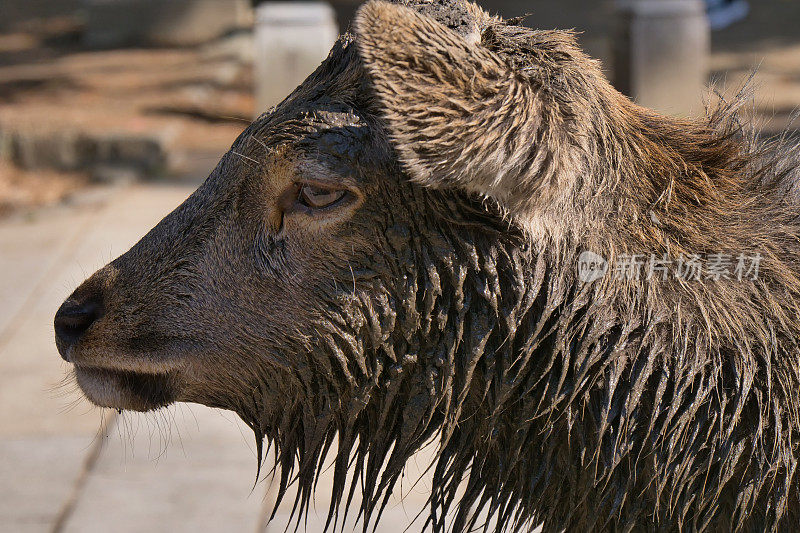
[0, 128, 173, 181]
[83, 0, 253, 48]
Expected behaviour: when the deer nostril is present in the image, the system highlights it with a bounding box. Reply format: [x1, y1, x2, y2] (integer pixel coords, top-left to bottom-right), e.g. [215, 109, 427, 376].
[54, 299, 102, 361]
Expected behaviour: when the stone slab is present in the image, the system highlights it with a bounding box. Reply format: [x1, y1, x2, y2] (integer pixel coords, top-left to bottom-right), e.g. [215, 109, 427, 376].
[0, 436, 99, 533]
[1, 129, 172, 180]
[61, 407, 268, 533]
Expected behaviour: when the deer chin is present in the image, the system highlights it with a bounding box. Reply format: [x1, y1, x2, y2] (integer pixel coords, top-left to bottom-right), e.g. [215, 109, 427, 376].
[74, 366, 176, 412]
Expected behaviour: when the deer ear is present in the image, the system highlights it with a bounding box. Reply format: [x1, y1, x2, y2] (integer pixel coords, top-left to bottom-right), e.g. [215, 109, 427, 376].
[354, 1, 544, 217]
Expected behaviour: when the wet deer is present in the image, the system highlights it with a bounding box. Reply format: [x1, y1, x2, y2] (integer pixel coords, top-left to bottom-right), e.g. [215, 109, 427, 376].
[55, 0, 800, 530]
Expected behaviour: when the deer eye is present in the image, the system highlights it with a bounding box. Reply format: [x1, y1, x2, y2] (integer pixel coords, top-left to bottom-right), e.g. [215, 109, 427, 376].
[297, 184, 348, 209]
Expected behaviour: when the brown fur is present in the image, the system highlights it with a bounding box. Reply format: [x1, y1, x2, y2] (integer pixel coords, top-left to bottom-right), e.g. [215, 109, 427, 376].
[55, 1, 800, 531]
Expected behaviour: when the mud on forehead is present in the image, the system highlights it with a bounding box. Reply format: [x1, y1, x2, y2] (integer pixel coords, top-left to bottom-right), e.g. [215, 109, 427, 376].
[234, 101, 387, 184]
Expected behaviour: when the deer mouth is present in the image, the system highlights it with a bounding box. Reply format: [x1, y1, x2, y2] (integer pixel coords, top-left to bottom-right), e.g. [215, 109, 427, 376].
[74, 366, 176, 412]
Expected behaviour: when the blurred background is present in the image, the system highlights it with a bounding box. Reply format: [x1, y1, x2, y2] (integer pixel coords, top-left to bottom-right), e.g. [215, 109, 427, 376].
[0, 0, 798, 532]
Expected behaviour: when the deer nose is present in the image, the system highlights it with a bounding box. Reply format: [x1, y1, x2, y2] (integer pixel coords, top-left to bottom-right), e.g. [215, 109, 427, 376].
[54, 297, 102, 361]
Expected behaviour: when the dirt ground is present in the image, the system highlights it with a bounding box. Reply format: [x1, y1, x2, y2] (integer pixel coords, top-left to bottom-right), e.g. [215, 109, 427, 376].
[0, 17, 253, 216]
[0, 162, 87, 217]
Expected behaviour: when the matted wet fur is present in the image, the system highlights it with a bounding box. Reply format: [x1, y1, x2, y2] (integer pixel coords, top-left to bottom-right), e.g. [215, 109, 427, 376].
[55, 0, 800, 531]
